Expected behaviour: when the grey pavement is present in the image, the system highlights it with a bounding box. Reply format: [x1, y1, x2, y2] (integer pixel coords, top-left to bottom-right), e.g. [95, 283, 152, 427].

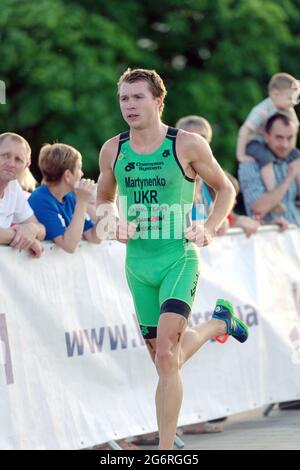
[140, 406, 300, 450]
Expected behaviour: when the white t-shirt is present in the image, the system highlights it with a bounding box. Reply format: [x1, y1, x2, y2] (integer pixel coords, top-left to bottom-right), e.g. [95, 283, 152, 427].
[0, 180, 33, 228]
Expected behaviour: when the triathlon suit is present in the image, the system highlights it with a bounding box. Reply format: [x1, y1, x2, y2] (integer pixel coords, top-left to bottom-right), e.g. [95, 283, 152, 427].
[113, 127, 200, 339]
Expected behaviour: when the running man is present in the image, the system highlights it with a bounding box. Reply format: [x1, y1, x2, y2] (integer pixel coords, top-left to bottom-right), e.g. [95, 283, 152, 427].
[97, 68, 248, 450]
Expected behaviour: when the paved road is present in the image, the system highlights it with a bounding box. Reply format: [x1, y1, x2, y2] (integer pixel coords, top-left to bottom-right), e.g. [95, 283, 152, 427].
[140, 406, 300, 450]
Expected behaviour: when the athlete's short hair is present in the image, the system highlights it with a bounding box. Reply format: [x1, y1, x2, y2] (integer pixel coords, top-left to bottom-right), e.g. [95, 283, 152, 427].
[268, 72, 298, 93]
[118, 68, 167, 115]
[38, 143, 81, 183]
[0, 132, 31, 162]
[176, 115, 213, 143]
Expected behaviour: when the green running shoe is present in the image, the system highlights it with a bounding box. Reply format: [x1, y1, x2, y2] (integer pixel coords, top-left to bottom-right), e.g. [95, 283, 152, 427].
[212, 299, 248, 343]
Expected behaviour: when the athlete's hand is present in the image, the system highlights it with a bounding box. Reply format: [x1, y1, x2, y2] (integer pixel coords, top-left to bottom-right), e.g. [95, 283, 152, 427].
[184, 221, 215, 247]
[95, 211, 136, 242]
[116, 220, 137, 244]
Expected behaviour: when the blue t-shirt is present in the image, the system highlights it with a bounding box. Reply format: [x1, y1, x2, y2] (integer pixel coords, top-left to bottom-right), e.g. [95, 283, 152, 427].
[29, 184, 94, 241]
[192, 182, 213, 220]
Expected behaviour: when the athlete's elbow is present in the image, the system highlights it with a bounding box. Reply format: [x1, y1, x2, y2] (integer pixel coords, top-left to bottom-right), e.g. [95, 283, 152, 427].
[219, 180, 236, 211]
[221, 179, 236, 200]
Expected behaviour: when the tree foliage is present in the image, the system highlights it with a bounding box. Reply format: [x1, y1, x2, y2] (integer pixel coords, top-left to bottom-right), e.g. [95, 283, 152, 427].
[0, 0, 299, 177]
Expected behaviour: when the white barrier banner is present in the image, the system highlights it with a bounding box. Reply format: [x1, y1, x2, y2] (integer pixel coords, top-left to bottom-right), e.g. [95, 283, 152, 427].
[0, 228, 300, 449]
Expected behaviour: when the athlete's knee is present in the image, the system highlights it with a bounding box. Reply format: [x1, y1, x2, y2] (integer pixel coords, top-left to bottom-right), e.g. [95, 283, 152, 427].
[155, 348, 179, 377]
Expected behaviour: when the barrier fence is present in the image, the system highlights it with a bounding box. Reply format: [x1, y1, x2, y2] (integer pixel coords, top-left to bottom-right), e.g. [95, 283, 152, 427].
[0, 227, 300, 449]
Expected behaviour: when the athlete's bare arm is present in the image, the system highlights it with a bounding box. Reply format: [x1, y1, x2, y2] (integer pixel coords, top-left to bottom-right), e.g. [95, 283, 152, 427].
[97, 136, 119, 208]
[178, 131, 236, 239]
[97, 136, 136, 243]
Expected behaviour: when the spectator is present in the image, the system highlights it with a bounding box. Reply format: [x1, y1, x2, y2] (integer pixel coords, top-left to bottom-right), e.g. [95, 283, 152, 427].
[177, 116, 214, 221]
[237, 72, 300, 211]
[239, 113, 300, 228]
[177, 115, 260, 237]
[224, 172, 260, 237]
[18, 167, 38, 199]
[29, 143, 101, 253]
[0, 132, 45, 257]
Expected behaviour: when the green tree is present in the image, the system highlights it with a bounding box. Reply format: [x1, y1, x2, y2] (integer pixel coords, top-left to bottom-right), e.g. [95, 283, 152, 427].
[1, 0, 300, 178]
[0, 0, 151, 176]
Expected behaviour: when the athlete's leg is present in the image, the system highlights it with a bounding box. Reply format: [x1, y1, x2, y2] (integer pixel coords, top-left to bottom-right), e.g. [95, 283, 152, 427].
[145, 312, 240, 448]
[144, 338, 163, 442]
[154, 247, 234, 449]
[145, 332, 185, 447]
[181, 298, 249, 364]
[126, 266, 164, 438]
[145, 321, 227, 368]
[159, 245, 227, 368]
[145, 338, 157, 363]
[180, 318, 226, 365]
[155, 312, 187, 450]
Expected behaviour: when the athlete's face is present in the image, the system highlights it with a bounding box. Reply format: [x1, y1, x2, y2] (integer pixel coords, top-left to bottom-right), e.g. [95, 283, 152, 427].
[264, 120, 296, 159]
[0, 137, 28, 184]
[119, 81, 161, 129]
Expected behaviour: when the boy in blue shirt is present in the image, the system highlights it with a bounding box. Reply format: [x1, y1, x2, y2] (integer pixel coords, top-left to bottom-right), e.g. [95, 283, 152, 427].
[29, 143, 101, 252]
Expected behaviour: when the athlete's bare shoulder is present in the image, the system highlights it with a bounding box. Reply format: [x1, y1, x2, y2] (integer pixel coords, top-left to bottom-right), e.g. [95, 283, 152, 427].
[176, 128, 211, 165]
[176, 129, 208, 151]
[99, 134, 121, 171]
